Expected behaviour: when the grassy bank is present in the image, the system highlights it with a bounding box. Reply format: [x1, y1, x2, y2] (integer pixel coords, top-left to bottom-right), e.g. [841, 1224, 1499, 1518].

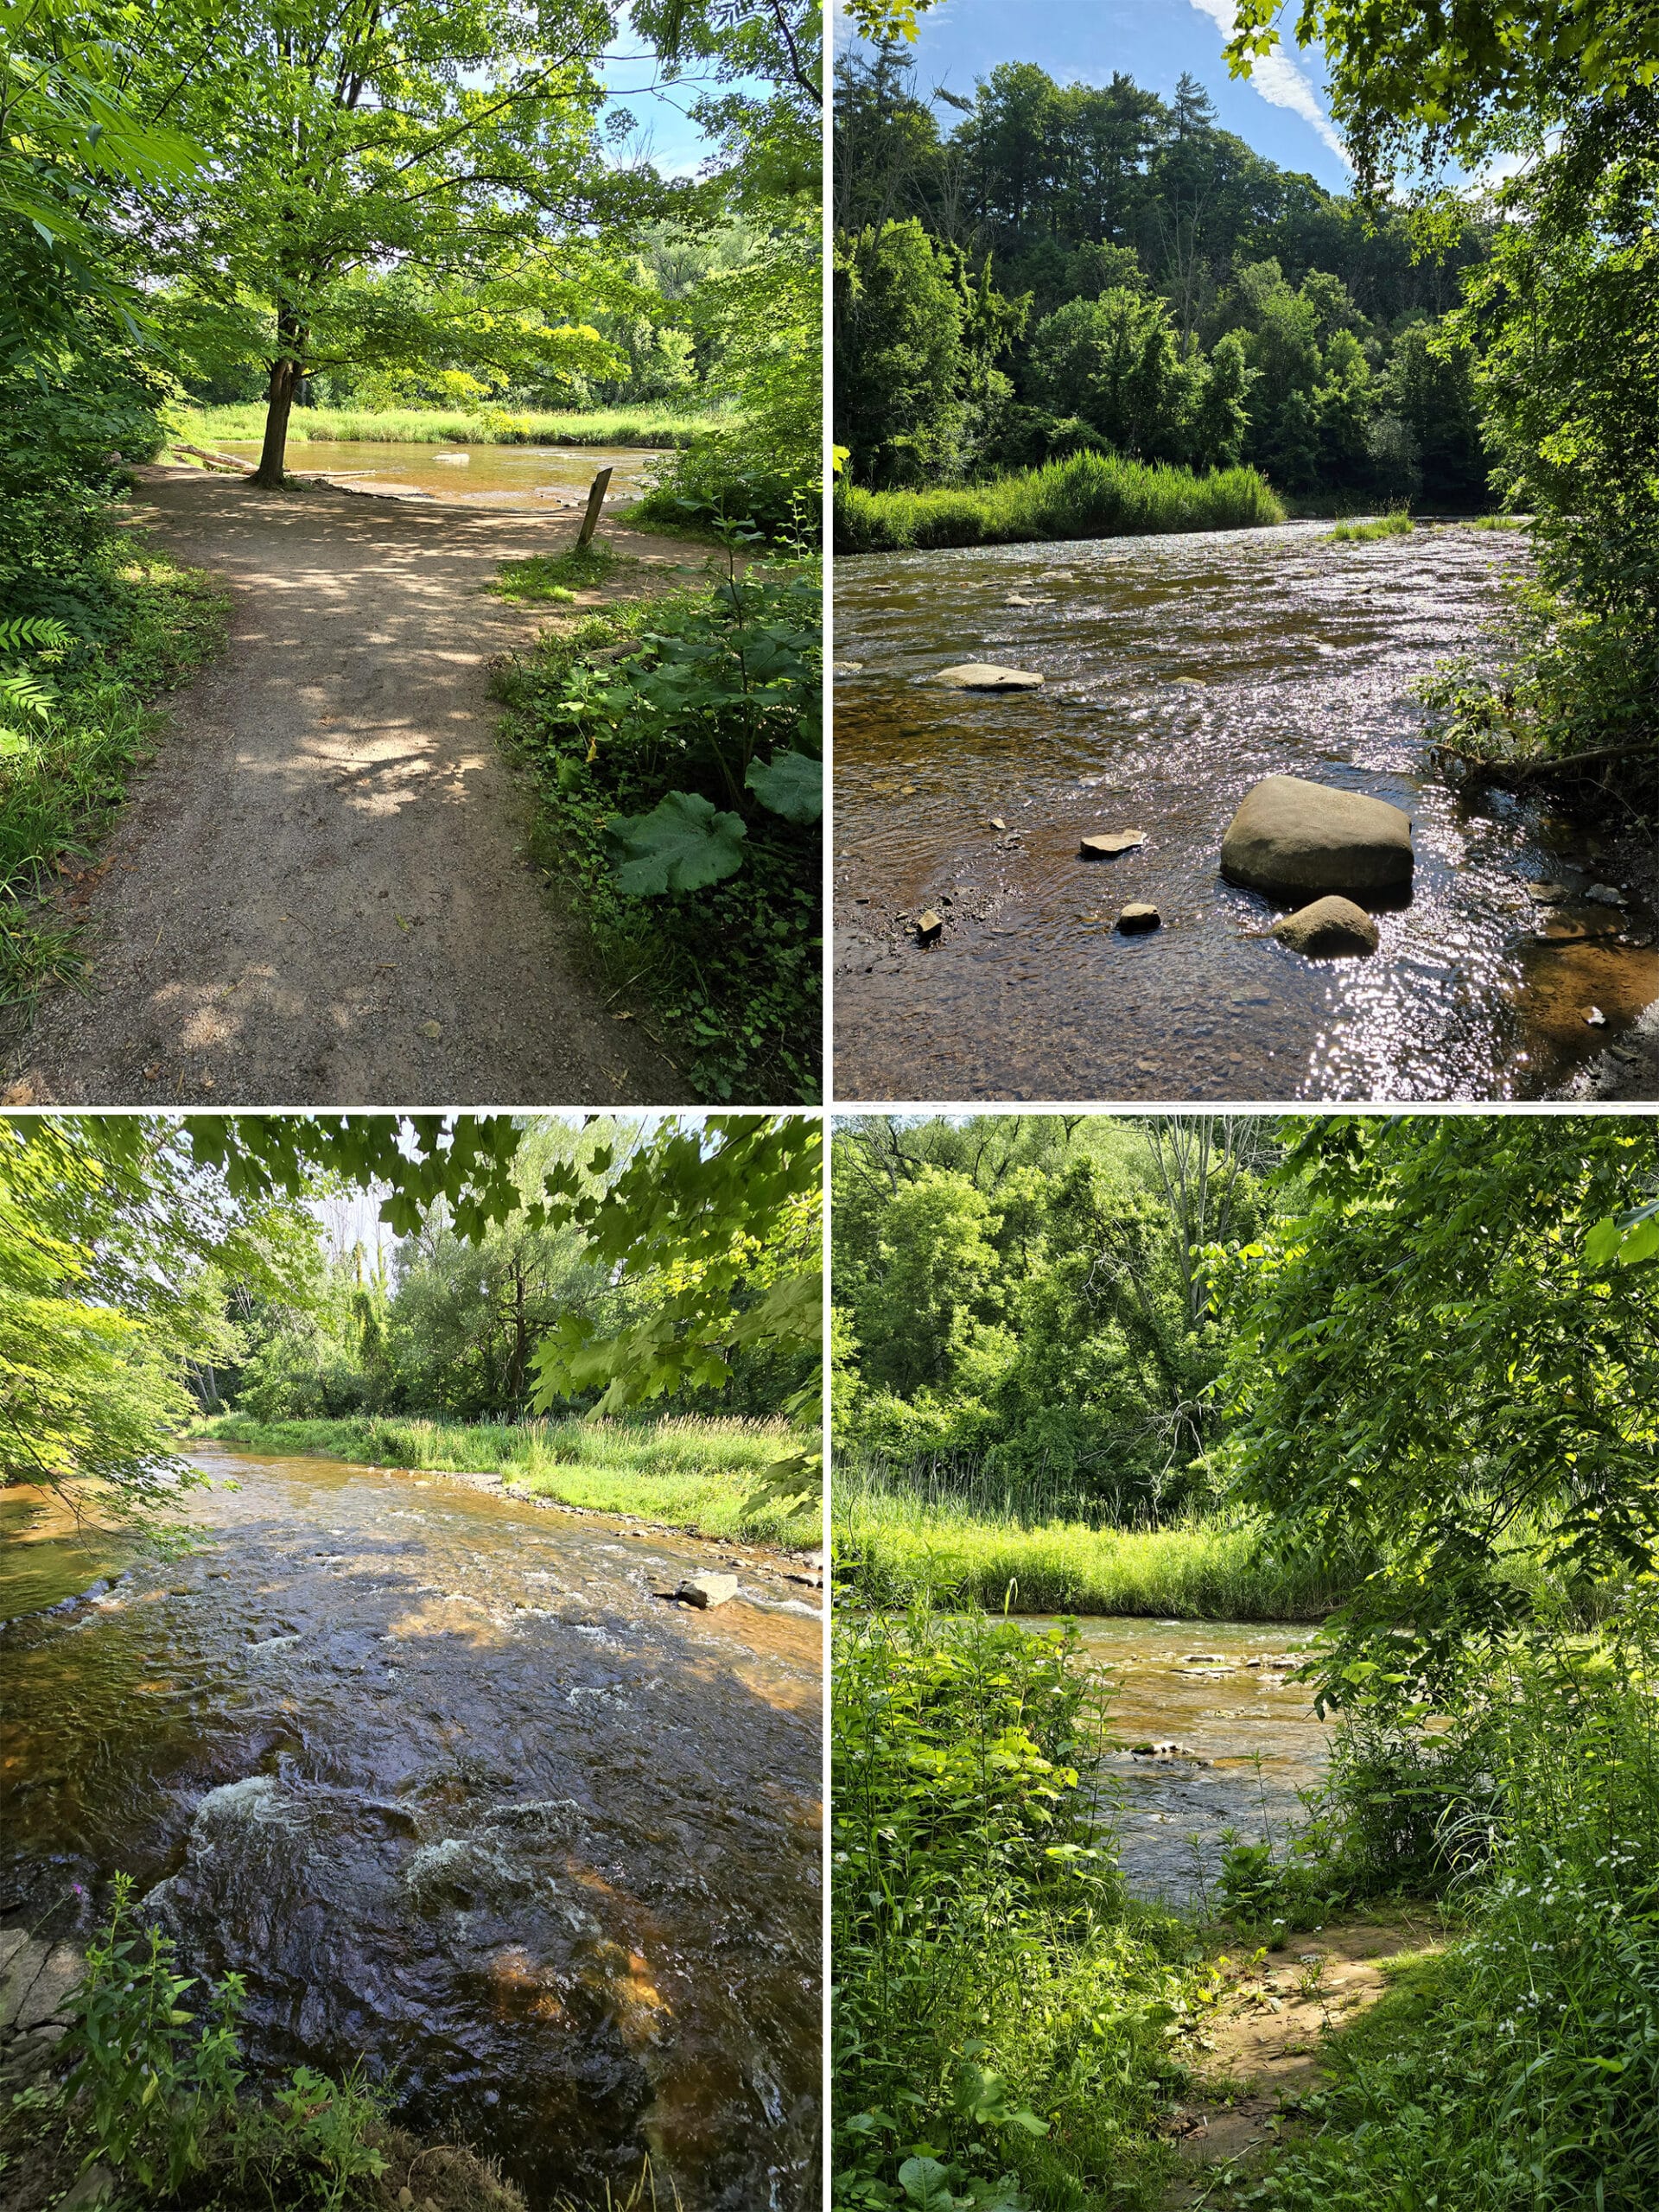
[492, 553, 821, 1104]
[834, 1478, 1349, 1618]
[1326, 509, 1414, 543]
[176, 402, 726, 451]
[834, 449, 1284, 553]
[194, 1411, 817, 1548]
[1, 538, 228, 1009]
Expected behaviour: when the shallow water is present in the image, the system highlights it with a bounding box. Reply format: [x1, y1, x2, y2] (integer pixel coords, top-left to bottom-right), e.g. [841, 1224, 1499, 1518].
[0, 1447, 821, 2210]
[834, 524, 1657, 1101]
[0, 1488, 140, 1621]
[218, 438, 667, 510]
[1019, 1617, 1328, 1905]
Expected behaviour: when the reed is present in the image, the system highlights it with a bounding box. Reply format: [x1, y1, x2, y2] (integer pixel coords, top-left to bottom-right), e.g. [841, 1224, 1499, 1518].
[1325, 508, 1414, 542]
[834, 449, 1285, 553]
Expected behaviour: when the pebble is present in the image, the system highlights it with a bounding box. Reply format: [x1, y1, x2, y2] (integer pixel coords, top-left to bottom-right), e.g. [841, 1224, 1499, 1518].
[915, 910, 944, 945]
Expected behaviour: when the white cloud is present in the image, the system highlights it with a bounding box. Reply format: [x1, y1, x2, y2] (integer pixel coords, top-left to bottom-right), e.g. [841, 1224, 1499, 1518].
[1185, 0, 1351, 167]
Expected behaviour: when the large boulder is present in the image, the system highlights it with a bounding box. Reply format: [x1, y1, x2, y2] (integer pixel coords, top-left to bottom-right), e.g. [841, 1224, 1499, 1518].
[1221, 775, 1413, 896]
[1272, 895, 1380, 957]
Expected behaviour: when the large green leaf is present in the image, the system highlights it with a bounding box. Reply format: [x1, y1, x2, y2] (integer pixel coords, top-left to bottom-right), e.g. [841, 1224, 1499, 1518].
[745, 747, 823, 823]
[604, 790, 747, 895]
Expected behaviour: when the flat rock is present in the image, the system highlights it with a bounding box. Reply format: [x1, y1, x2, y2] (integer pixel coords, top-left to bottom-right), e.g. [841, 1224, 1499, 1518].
[16, 1942, 81, 2031]
[677, 1573, 740, 1609]
[0, 1938, 46, 2030]
[1116, 904, 1160, 934]
[1221, 774, 1414, 896]
[933, 662, 1044, 690]
[1271, 894, 1380, 958]
[1080, 830, 1147, 859]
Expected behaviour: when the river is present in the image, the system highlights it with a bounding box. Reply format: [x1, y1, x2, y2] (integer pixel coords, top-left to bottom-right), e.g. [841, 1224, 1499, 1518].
[0, 1447, 822, 2211]
[834, 522, 1657, 1101]
[1019, 1618, 1329, 1906]
[216, 439, 667, 511]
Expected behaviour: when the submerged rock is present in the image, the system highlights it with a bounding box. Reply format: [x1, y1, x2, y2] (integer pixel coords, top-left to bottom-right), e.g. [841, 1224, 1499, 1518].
[933, 662, 1044, 690]
[1221, 774, 1414, 896]
[1271, 895, 1380, 957]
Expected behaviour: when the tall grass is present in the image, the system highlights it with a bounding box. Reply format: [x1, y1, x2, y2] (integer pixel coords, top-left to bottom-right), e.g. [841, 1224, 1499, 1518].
[834, 450, 1285, 553]
[834, 1460, 1348, 1618]
[175, 403, 729, 451]
[1, 543, 228, 1007]
[1325, 509, 1414, 543]
[194, 1411, 817, 1548]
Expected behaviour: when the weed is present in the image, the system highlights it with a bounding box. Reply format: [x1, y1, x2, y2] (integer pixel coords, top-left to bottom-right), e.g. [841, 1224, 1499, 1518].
[491, 543, 633, 603]
[1324, 510, 1414, 543]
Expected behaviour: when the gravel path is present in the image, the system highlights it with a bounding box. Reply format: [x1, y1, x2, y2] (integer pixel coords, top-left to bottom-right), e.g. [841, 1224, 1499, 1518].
[4, 467, 691, 1106]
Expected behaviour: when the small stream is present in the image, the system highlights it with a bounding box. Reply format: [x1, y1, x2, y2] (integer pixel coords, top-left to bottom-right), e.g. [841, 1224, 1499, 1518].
[1020, 1618, 1329, 1905]
[0, 1448, 822, 2211]
[834, 523, 1657, 1101]
[218, 438, 668, 510]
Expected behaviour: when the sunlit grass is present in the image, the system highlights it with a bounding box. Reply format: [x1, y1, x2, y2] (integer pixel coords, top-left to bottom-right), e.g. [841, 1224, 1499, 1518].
[194, 1411, 817, 1548]
[175, 402, 732, 451]
[835, 448, 1285, 552]
[1325, 508, 1414, 542]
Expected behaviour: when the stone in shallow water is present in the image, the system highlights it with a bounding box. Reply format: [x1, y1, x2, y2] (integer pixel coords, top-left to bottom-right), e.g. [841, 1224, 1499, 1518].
[1221, 774, 1414, 896]
[1080, 829, 1147, 858]
[1116, 904, 1160, 934]
[1272, 895, 1380, 958]
[915, 910, 944, 945]
[677, 1573, 739, 1608]
[933, 662, 1044, 690]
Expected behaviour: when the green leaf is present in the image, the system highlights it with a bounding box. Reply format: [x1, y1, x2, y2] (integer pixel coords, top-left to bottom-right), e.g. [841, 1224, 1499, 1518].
[603, 790, 748, 895]
[745, 747, 823, 823]
[898, 2157, 968, 2212]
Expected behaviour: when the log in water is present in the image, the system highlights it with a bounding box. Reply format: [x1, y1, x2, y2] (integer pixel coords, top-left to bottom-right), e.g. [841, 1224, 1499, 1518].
[834, 522, 1657, 1101]
[0, 1446, 821, 2211]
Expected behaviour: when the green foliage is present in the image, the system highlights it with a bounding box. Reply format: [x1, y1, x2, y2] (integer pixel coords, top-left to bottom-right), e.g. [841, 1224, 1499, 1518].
[60, 1875, 392, 2208]
[834, 1608, 1194, 2212]
[835, 448, 1284, 551]
[1217, 1115, 1659, 1715]
[1241, 1642, 1659, 2209]
[493, 559, 820, 1100]
[178, 400, 726, 448]
[1325, 510, 1414, 542]
[61, 1874, 245, 2196]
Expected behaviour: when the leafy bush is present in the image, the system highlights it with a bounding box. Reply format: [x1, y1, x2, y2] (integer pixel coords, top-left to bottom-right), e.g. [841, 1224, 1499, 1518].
[493, 548, 821, 1101]
[834, 1608, 1198, 2212]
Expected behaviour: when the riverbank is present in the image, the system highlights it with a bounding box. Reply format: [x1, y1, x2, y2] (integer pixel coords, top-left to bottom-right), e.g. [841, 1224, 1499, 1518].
[834, 450, 1283, 552]
[832, 1485, 1348, 1618]
[0, 536, 226, 1014]
[176, 401, 728, 451]
[194, 1412, 820, 1548]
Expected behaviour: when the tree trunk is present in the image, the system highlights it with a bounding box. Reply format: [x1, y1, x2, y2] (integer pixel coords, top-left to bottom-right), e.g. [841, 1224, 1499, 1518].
[253, 353, 301, 488]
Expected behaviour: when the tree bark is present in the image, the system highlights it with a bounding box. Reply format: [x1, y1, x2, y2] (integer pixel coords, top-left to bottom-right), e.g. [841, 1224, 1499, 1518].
[253, 353, 301, 487]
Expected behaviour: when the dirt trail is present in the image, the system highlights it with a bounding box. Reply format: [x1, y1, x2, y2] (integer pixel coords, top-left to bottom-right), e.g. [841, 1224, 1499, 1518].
[1160, 1915, 1447, 2205]
[4, 467, 701, 1106]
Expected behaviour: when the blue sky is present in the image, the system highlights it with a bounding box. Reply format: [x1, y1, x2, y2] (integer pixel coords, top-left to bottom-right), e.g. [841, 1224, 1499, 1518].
[598, 5, 767, 180]
[838, 0, 1354, 194]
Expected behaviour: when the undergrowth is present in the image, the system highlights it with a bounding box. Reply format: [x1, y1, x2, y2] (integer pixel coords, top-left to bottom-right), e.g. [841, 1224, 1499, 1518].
[834, 450, 1284, 553]
[491, 541, 821, 1103]
[194, 1410, 817, 1547]
[833, 1608, 1199, 2212]
[0, 536, 228, 1007]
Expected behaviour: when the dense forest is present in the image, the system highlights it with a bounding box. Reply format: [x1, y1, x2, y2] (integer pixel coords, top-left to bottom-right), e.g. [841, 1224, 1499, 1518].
[834, 51, 1488, 505]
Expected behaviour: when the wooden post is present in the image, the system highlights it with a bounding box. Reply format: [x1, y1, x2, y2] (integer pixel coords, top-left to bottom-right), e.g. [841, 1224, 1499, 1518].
[576, 465, 613, 549]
